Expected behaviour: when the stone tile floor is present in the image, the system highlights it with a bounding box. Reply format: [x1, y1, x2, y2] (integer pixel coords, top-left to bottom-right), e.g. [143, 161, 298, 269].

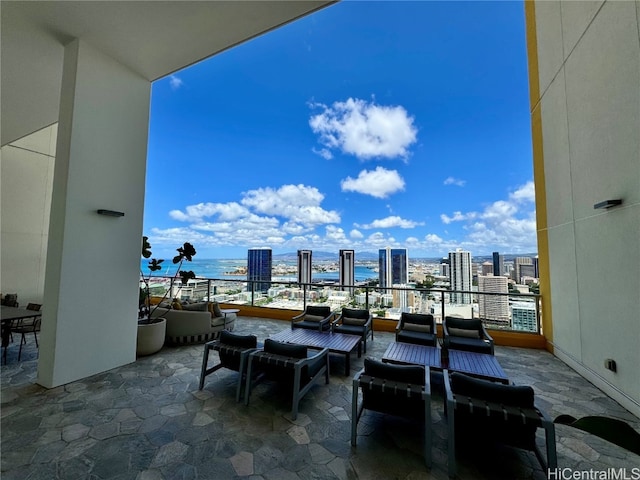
[2, 317, 639, 479]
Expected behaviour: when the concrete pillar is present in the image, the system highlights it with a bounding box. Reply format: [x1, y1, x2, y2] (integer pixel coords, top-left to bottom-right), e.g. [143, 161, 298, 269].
[39, 39, 150, 387]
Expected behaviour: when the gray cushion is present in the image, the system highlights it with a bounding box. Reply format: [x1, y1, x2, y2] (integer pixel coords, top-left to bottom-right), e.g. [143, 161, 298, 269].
[304, 314, 325, 323]
[211, 302, 223, 317]
[182, 302, 209, 312]
[448, 327, 480, 338]
[404, 323, 431, 333]
[343, 316, 367, 326]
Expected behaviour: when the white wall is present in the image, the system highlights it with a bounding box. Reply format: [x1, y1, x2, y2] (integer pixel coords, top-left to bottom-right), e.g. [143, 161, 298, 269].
[1, 125, 56, 303]
[534, 0, 640, 415]
[39, 39, 150, 387]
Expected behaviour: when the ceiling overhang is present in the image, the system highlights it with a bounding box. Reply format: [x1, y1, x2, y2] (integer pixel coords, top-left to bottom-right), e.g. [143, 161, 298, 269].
[1, 1, 335, 146]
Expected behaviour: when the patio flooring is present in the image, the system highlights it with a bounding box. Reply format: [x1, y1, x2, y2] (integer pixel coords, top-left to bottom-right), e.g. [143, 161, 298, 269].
[2, 317, 639, 479]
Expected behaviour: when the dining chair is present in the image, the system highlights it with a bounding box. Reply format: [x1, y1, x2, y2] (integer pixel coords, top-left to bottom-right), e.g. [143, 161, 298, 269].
[10, 303, 42, 360]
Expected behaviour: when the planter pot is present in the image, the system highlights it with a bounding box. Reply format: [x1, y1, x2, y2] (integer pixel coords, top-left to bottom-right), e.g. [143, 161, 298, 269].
[137, 317, 166, 356]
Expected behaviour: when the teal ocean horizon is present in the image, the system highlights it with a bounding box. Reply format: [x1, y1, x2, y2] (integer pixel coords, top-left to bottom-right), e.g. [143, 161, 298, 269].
[140, 258, 376, 282]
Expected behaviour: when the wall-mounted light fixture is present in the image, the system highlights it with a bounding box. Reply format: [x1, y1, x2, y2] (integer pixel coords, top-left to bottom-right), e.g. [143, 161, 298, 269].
[97, 209, 125, 217]
[593, 199, 622, 210]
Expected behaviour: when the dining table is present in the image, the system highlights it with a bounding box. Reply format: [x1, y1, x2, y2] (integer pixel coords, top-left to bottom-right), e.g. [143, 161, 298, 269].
[1, 305, 42, 363]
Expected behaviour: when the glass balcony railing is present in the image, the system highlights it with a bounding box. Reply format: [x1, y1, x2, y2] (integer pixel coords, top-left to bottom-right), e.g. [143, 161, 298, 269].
[142, 275, 542, 335]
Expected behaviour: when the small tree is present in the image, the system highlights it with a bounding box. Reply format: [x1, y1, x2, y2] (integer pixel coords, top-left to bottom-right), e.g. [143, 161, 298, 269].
[139, 236, 196, 324]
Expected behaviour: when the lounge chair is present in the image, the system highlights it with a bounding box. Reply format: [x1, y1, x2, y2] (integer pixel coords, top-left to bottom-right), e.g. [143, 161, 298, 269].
[199, 331, 258, 402]
[332, 307, 373, 353]
[352, 358, 431, 467]
[244, 339, 329, 420]
[443, 316, 494, 355]
[396, 312, 437, 346]
[444, 371, 557, 477]
[291, 305, 333, 331]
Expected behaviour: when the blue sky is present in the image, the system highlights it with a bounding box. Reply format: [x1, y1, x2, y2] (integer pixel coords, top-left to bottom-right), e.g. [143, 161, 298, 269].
[144, 1, 536, 260]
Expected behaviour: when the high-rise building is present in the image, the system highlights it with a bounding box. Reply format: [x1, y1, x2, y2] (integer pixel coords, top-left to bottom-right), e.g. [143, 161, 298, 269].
[378, 247, 408, 289]
[440, 259, 450, 278]
[513, 257, 533, 283]
[392, 285, 415, 313]
[512, 302, 537, 332]
[478, 275, 510, 323]
[247, 247, 272, 293]
[492, 252, 504, 276]
[297, 249, 312, 285]
[449, 249, 472, 304]
[339, 249, 355, 292]
[520, 264, 536, 281]
[481, 261, 493, 276]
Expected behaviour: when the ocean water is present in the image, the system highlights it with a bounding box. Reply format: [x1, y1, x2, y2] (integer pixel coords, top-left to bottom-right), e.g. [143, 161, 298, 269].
[140, 258, 377, 282]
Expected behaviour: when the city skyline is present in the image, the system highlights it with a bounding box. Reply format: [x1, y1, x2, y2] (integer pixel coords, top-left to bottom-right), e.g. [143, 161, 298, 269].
[144, 2, 536, 259]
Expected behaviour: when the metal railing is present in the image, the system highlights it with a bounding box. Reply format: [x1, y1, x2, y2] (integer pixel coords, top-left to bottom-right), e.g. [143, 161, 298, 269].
[143, 275, 542, 334]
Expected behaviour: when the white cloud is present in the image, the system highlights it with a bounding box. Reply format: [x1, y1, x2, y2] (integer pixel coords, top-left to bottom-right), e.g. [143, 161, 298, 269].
[312, 147, 333, 160]
[325, 225, 348, 242]
[153, 181, 537, 258]
[241, 184, 340, 225]
[509, 181, 535, 203]
[439, 181, 537, 252]
[355, 215, 424, 229]
[162, 184, 342, 252]
[170, 202, 249, 222]
[425, 234, 444, 244]
[309, 97, 417, 160]
[341, 167, 405, 199]
[444, 176, 466, 187]
[440, 211, 476, 224]
[366, 232, 393, 247]
[169, 75, 184, 90]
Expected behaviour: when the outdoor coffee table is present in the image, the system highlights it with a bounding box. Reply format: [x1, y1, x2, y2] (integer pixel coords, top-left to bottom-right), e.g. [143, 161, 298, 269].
[270, 328, 361, 376]
[382, 341, 508, 384]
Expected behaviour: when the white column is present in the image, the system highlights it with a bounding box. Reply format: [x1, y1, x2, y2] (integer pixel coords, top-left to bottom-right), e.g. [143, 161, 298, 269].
[39, 39, 150, 387]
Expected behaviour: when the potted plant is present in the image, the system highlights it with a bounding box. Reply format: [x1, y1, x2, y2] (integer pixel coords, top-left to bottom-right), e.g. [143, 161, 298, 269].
[137, 236, 196, 356]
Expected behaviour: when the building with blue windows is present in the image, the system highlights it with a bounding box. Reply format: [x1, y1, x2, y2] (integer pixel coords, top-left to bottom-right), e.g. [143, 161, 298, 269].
[248, 247, 272, 293]
[492, 251, 504, 277]
[378, 247, 408, 289]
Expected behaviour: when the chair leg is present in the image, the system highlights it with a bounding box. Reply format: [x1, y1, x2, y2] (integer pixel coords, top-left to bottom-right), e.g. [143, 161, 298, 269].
[199, 343, 211, 390]
[236, 354, 248, 403]
[544, 421, 558, 469]
[424, 392, 432, 468]
[17, 333, 25, 361]
[291, 366, 302, 420]
[447, 399, 456, 478]
[351, 378, 359, 446]
[244, 356, 256, 406]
